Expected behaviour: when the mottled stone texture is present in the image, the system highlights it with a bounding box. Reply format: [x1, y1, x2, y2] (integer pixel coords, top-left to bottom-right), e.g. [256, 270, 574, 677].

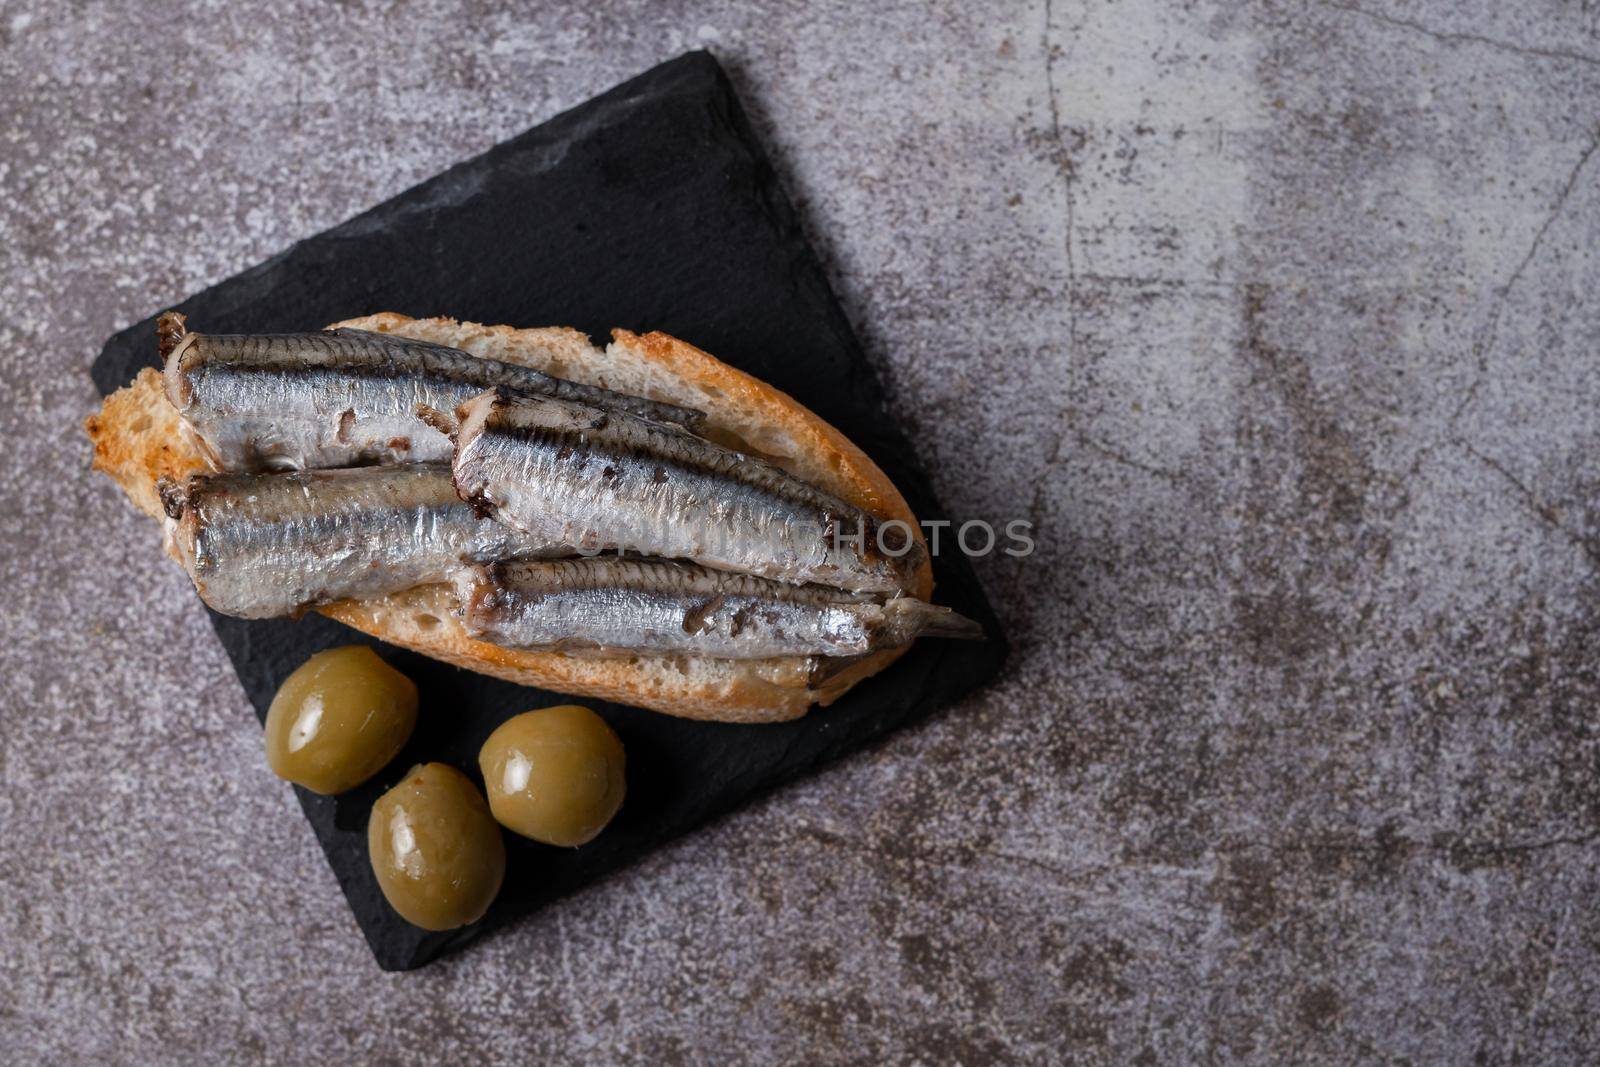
[1, 0, 1597, 1063]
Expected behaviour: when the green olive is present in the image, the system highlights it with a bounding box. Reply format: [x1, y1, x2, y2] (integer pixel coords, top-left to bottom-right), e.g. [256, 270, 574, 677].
[264, 646, 418, 795]
[478, 705, 626, 847]
[367, 763, 506, 931]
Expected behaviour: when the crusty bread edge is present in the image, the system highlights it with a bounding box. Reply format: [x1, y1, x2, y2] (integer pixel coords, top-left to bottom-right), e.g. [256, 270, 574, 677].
[84, 315, 931, 724]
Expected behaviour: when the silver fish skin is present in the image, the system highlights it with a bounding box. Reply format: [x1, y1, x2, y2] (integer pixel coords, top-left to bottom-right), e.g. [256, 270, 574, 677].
[450, 388, 925, 594]
[161, 463, 564, 619]
[462, 557, 982, 658]
[159, 317, 705, 470]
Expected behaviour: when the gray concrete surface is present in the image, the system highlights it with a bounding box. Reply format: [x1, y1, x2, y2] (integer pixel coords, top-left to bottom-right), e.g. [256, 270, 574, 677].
[3, 0, 1598, 1062]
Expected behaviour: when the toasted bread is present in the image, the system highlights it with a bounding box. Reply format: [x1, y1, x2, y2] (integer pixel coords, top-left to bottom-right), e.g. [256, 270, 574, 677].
[85, 315, 932, 723]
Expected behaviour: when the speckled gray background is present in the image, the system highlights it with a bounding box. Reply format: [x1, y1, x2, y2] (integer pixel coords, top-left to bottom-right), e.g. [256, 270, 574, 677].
[3, 1, 1598, 1063]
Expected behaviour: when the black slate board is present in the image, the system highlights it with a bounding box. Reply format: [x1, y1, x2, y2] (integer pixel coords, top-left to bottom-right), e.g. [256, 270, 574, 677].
[92, 52, 1007, 970]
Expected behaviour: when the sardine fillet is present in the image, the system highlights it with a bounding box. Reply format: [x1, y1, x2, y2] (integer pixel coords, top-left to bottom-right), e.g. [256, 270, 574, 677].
[463, 557, 983, 659]
[163, 464, 564, 619]
[451, 387, 924, 593]
[162, 316, 705, 471]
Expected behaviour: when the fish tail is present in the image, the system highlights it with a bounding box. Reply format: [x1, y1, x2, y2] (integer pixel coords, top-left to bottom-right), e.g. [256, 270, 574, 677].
[414, 404, 458, 439]
[453, 561, 510, 633]
[881, 598, 986, 645]
[156, 475, 189, 520]
[156, 311, 188, 361]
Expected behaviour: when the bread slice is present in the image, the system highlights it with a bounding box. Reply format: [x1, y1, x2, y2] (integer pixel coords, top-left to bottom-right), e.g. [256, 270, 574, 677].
[85, 314, 932, 723]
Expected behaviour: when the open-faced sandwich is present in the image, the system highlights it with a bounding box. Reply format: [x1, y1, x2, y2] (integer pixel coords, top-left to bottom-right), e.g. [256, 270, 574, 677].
[85, 313, 982, 723]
